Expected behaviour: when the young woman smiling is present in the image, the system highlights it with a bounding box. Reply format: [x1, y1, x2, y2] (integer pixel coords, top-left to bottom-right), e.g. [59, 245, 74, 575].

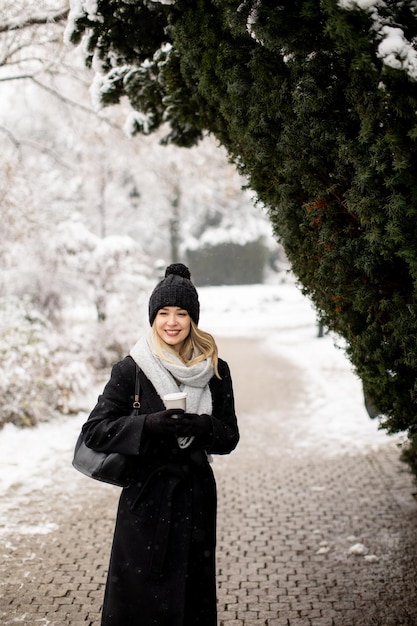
[80, 263, 239, 626]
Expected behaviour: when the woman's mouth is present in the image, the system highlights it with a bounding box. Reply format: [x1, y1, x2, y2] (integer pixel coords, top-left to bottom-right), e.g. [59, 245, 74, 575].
[165, 330, 180, 337]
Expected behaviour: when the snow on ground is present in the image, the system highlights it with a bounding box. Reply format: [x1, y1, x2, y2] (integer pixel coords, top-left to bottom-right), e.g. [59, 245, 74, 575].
[0, 278, 403, 535]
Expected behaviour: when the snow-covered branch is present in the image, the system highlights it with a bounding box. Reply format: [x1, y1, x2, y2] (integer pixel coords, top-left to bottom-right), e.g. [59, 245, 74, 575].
[0, 8, 69, 34]
[338, 0, 417, 80]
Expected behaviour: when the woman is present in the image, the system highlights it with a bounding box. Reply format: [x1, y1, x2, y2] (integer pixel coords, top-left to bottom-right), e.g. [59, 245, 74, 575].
[82, 263, 239, 626]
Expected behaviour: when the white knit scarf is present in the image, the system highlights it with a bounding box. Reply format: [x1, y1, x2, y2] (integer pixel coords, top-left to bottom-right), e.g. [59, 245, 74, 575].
[130, 330, 213, 416]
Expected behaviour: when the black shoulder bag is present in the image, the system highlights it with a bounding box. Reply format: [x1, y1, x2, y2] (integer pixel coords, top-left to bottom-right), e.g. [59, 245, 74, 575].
[72, 365, 141, 488]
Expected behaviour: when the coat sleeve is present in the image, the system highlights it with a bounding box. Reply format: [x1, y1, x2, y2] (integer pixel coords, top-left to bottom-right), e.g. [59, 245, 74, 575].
[205, 359, 239, 455]
[81, 357, 146, 455]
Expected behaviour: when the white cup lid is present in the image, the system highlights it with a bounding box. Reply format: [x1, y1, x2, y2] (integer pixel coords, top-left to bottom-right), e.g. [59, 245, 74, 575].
[163, 392, 187, 400]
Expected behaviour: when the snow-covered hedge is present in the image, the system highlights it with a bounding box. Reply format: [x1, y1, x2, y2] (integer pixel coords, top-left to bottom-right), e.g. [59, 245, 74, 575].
[187, 239, 268, 286]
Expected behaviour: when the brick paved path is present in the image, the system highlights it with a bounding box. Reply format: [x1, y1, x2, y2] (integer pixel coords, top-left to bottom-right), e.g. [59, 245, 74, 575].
[1, 337, 417, 625]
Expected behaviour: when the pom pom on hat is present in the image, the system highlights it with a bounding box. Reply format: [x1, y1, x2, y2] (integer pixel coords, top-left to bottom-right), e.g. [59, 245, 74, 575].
[149, 263, 200, 325]
[165, 263, 191, 280]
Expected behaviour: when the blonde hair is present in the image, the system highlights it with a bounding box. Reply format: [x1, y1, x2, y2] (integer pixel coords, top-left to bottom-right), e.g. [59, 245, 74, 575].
[152, 319, 221, 378]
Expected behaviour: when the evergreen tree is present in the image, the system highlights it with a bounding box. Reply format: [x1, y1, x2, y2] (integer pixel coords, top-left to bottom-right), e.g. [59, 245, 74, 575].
[68, 1, 417, 438]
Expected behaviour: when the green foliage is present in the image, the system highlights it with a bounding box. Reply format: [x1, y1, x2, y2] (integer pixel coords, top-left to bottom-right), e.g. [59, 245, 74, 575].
[68, 1, 417, 438]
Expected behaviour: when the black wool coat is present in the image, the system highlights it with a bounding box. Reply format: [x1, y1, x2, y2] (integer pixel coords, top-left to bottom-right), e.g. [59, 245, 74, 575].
[82, 355, 239, 626]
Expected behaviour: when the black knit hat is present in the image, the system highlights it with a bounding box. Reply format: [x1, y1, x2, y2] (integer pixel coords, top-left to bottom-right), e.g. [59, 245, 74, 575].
[148, 263, 200, 325]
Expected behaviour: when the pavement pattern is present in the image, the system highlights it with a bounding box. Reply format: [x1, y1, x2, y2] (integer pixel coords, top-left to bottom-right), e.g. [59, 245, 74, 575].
[1, 337, 417, 625]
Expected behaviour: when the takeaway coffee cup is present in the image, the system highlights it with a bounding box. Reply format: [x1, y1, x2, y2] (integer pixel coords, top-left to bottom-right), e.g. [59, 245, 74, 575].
[163, 392, 193, 448]
[163, 392, 187, 416]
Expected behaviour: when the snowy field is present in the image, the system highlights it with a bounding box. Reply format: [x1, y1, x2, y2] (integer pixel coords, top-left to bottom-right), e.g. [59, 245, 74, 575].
[0, 278, 403, 535]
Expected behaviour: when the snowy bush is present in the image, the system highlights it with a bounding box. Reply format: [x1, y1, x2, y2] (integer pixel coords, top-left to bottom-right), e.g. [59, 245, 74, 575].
[184, 205, 275, 285]
[76, 302, 149, 371]
[0, 296, 92, 428]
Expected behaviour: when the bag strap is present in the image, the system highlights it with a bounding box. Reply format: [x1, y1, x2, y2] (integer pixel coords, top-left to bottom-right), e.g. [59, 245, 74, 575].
[133, 364, 141, 412]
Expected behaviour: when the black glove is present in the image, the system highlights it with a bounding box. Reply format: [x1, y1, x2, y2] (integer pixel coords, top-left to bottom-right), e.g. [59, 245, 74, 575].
[180, 413, 212, 437]
[144, 409, 185, 436]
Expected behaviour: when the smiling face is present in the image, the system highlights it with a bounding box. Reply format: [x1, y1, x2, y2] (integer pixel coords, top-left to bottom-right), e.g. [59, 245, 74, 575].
[154, 306, 192, 353]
